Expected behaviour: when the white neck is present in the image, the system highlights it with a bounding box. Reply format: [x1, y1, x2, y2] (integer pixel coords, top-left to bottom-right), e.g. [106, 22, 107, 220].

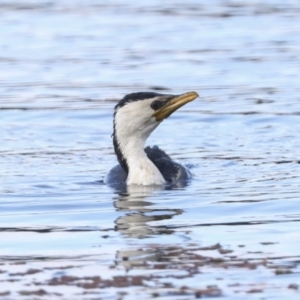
[113, 99, 166, 185]
[121, 135, 166, 185]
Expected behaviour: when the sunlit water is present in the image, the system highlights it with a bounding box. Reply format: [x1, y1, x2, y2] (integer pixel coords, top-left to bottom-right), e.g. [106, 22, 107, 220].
[1, 0, 300, 299]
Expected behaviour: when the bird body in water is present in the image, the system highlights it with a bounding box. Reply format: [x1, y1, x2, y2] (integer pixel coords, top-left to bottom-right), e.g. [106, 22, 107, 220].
[105, 91, 199, 186]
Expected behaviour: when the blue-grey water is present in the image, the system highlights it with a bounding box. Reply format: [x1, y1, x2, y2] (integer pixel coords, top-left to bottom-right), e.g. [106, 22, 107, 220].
[1, 0, 300, 299]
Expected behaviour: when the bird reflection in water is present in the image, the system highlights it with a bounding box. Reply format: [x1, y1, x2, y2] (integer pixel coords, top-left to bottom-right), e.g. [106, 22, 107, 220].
[113, 184, 185, 238]
[112, 183, 188, 267]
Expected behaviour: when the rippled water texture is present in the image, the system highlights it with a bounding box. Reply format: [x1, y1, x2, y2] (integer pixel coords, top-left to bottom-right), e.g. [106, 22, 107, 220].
[1, 0, 300, 299]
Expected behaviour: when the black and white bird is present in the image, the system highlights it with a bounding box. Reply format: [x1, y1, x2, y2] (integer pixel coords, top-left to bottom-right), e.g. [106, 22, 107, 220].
[105, 91, 199, 186]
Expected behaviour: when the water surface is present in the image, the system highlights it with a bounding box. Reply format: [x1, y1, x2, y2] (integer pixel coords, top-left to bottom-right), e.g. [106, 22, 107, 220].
[1, 0, 300, 299]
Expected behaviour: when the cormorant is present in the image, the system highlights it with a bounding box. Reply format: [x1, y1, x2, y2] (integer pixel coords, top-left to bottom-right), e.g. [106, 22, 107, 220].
[105, 91, 199, 186]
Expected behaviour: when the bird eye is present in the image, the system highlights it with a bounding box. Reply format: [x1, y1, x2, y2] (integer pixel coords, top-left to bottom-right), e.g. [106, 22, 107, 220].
[151, 100, 164, 111]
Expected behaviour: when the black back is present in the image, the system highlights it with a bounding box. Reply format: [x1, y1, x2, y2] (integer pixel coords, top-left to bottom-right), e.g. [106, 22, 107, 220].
[145, 146, 177, 182]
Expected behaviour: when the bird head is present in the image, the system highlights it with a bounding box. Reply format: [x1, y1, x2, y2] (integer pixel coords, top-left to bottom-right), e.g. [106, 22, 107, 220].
[113, 91, 199, 140]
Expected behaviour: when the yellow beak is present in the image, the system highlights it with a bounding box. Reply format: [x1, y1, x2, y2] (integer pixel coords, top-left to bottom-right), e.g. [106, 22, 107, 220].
[152, 91, 199, 121]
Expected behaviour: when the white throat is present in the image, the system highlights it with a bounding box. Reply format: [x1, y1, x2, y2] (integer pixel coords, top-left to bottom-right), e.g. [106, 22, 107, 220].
[114, 101, 166, 186]
[121, 135, 165, 185]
